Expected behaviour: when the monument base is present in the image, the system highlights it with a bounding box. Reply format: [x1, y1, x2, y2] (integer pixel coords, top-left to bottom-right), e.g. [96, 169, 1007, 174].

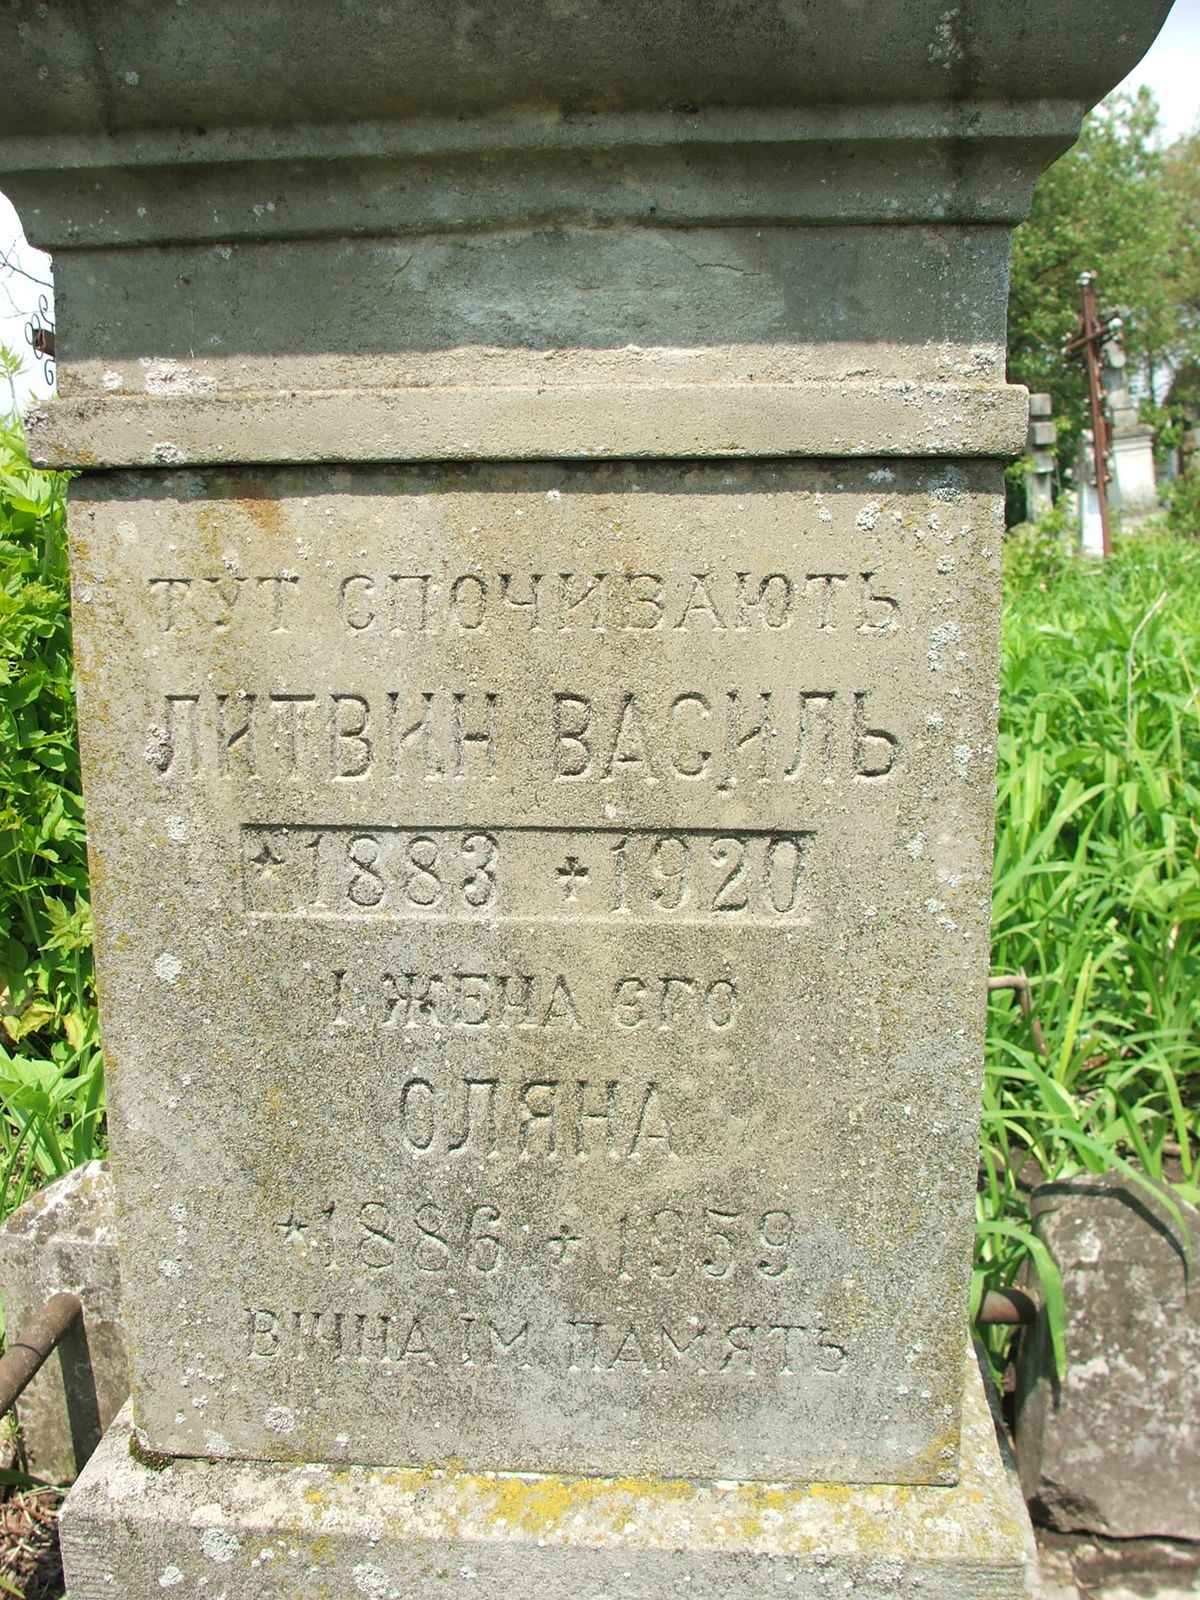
[61, 1349, 1036, 1599]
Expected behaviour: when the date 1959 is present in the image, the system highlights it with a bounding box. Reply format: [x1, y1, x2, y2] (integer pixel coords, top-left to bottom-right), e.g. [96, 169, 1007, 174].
[275, 1195, 805, 1284]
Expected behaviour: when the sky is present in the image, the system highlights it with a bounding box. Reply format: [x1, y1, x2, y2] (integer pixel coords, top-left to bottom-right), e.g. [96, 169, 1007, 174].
[2, 4, 1199, 417]
[1116, 0, 1200, 143]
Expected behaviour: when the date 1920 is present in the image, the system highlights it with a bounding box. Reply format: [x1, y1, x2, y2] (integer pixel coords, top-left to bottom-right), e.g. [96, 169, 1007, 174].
[243, 824, 814, 922]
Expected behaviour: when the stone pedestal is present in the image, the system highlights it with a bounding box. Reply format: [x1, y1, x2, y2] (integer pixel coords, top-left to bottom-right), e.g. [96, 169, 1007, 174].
[0, 1, 1172, 1593]
[1100, 336, 1159, 519]
[63, 1348, 1037, 1600]
[1016, 1175, 1200, 1542]
[1110, 431, 1159, 518]
[1075, 431, 1107, 555]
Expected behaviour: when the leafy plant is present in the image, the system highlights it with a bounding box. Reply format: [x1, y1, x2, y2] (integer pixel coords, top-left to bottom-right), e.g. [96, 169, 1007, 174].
[1001, 504, 1076, 587]
[1165, 470, 1200, 540]
[0, 388, 104, 1219]
[976, 526, 1200, 1373]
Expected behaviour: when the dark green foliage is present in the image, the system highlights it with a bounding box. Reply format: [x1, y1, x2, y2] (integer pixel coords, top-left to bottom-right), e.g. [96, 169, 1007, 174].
[1008, 91, 1200, 480]
[1166, 469, 1200, 540]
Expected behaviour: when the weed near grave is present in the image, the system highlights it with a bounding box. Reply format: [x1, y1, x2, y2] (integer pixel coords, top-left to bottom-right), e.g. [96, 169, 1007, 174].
[975, 521, 1200, 1374]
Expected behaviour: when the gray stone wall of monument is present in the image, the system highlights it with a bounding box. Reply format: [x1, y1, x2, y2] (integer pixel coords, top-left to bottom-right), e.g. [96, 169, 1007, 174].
[0, 2, 1174, 1595]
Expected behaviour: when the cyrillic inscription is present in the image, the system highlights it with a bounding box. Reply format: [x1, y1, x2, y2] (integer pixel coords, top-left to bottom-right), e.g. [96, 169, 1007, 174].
[150, 687, 899, 787]
[245, 1307, 847, 1378]
[77, 461, 990, 1478]
[149, 566, 901, 640]
[381, 1075, 674, 1159]
[329, 968, 739, 1034]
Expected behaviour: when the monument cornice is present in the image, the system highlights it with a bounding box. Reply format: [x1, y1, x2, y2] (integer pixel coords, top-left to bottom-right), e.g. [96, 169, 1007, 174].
[0, 0, 1172, 141]
[25, 379, 1028, 469]
[0, 101, 1130, 247]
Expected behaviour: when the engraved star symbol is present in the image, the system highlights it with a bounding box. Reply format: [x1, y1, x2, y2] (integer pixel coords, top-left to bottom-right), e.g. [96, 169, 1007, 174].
[249, 840, 285, 880]
[545, 1222, 581, 1263]
[556, 855, 590, 902]
[275, 1209, 308, 1242]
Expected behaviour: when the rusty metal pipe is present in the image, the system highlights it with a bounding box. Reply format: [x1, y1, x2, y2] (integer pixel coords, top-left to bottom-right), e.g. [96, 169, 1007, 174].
[0, 1292, 83, 1417]
[977, 1287, 1038, 1326]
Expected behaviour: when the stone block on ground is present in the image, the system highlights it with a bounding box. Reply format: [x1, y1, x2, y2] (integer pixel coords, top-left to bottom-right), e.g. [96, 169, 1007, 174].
[1037, 1529, 1200, 1600]
[0, 1163, 127, 1482]
[1015, 1172, 1200, 1541]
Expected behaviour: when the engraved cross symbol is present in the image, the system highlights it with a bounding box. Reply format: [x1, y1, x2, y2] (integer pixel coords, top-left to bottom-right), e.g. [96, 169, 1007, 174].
[545, 1222, 581, 1263]
[556, 855, 589, 902]
[250, 840, 285, 879]
[275, 1209, 308, 1242]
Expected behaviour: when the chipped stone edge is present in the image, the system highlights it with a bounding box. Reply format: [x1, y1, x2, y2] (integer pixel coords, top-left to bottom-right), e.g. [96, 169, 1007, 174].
[28, 382, 1029, 469]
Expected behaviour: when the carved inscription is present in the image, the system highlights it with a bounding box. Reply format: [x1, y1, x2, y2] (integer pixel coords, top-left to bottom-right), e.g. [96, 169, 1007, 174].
[243, 824, 815, 922]
[329, 968, 739, 1034]
[150, 687, 899, 787]
[380, 1076, 673, 1160]
[273, 1194, 806, 1282]
[77, 466, 991, 1478]
[149, 566, 900, 639]
[245, 1308, 847, 1378]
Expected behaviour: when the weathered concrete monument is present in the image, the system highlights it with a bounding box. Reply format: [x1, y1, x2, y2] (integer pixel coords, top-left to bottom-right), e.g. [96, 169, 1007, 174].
[0, 2, 1171, 1593]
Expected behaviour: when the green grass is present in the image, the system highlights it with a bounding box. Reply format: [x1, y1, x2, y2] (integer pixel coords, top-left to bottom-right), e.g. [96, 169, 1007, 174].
[1, 396, 1196, 1378]
[976, 520, 1200, 1373]
[0, 410, 103, 1219]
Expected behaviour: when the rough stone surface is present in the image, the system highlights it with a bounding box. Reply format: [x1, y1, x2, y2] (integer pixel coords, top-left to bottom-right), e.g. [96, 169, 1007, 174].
[0, 4, 1172, 1592]
[70, 457, 999, 1483]
[61, 1348, 1037, 1600]
[1037, 1530, 1200, 1600]
[0, 1163, 127, 1482]
[0, 0, 1171, 132]
[1015, 1174, 1200, 1540]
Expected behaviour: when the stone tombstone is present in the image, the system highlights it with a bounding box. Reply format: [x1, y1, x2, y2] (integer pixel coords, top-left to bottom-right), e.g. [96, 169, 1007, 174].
[1024, 394, 1057, 522]
[1100, 335, 1159, 518]
[0, 1164, 126, 1482]
[0, 2, 1171, 1594]
[1075, 430, 1108, 556]
[1016, 1175, 1200, 1543]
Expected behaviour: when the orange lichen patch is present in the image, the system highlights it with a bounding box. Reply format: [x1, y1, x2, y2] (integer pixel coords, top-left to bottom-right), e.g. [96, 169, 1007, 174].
[235, 480, 288, 538]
